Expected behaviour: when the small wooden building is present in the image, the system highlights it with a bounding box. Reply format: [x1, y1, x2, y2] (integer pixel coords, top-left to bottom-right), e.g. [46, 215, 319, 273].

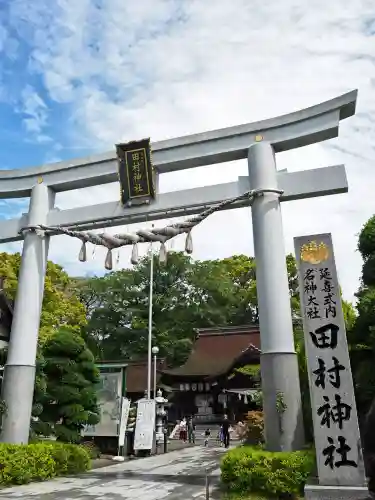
[82, 359, 167, 453]
[124, 359, 167, 401]
[92, 358, 167, 402]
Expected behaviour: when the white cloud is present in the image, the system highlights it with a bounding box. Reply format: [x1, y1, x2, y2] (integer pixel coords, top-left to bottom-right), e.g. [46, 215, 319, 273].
[3, 0, 375, 302]
[20, 85, 49, 135]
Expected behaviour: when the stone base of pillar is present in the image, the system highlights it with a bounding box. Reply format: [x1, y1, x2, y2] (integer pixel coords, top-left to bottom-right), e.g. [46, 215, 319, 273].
[156, 433, 165, 443]
[0, 364, 36, 444]
[304, 484, 370, 499]
[261, 351, 305, 452]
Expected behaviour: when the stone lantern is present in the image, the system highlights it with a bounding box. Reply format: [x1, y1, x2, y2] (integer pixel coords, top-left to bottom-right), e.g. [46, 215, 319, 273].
[155, 389, 168, 443]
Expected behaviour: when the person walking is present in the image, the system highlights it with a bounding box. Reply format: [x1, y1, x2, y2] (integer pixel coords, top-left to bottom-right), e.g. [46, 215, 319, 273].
[221, 414, 231, 449]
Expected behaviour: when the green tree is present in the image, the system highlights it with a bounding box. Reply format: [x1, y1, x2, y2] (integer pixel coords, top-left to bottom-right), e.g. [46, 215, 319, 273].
[78, 251, 301, 366]
[219, 254, 258, 324]
[349, 215, 375, 413]
[343, 299, 356, 332]
[34, 328, 100, 442]
[79, 252, 239, 365]
[0, 252, 87, 344]
[219, 253, 300, 323]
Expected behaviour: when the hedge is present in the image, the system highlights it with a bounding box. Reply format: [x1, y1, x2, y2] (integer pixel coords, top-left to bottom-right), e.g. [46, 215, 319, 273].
[221, 446, 315, 497]
[0, 442, 91, 486]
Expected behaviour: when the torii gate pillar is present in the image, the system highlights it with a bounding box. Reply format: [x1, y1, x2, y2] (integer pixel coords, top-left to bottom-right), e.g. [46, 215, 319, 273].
[248, 142, 304, 450]
[0, 182, 54, 444]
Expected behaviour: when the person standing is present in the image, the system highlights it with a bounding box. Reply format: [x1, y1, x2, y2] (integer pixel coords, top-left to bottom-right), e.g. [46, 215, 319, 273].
[221, 414, 231, 449]
[187, 417, 195, 444]
[204, 428, 211, 447]
[180, 417, 187, 443]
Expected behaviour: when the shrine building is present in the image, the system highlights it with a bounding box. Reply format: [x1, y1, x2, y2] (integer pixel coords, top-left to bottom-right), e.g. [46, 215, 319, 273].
[88, 324, 262, 444]
[159, 324, 261, 423]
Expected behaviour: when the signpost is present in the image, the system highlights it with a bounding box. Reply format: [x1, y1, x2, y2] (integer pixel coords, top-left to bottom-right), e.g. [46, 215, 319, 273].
[118, 397, 131, 449]
[134, 398, 156, 452]
[112, 397, 131, 461]
[294, 233, 368, 499]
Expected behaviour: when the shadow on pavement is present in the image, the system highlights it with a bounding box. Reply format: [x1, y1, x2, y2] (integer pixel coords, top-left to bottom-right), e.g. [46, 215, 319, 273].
[89, 469, 221, 487]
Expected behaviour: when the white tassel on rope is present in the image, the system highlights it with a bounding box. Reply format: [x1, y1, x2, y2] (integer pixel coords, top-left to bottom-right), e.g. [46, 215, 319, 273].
[131, 243, 139, 265]
[30, 189, 261, 268]
[105, 249, 113, 270]
[78, 241, 87, 262]
[185, 231, 193, 254]
[159, 242, 167, 264]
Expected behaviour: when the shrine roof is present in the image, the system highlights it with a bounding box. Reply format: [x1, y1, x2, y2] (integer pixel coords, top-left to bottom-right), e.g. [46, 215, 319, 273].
[160, 325, 260, 378]
[126, 359, 166, 393]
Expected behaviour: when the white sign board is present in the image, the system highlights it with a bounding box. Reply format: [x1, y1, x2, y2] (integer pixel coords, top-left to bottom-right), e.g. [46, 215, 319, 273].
[83, 371, 122, 437]
[118, 398, 131, 447]
[134, 398, 156, 451]
[294, 233, 365, 487]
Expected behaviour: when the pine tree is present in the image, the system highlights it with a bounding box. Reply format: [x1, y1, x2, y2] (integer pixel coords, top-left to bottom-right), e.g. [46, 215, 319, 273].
[35, 328, 100, 442]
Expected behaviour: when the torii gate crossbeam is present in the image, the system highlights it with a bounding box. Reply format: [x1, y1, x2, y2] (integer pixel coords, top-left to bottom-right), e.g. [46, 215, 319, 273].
[0, 90, 357, 452]
[0, 164, 347, 241]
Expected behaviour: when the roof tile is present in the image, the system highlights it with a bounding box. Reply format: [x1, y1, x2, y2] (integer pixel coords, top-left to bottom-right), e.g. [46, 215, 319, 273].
[161, 325, 260, 377]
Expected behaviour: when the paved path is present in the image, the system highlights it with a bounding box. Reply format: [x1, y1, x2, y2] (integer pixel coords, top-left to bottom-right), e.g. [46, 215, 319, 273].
[0, 445, 227, 499]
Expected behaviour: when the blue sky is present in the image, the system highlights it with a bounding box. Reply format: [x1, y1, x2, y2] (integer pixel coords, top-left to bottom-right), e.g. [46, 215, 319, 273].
[0, 0, 375, 300]
[0, 9, 94, 170]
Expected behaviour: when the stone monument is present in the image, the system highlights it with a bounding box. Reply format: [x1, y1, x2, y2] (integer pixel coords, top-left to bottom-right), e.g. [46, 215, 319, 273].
[294, 233, 369, 499]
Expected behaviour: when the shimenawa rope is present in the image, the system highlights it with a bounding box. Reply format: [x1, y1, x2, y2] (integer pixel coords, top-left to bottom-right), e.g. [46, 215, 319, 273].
[19, 188, 283, 270]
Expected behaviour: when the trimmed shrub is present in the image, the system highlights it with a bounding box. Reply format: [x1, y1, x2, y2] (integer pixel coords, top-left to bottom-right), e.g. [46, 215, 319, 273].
[35, 329, 100, 444]
[0, 443, 55, 485]
[221, 446, 315, 497]
[64, 443, 91, 472]
[49, 442, 91, 474]
[81, 440, 101, 459]
[244, 411, 264, 445]
[0, 442, 91, 486]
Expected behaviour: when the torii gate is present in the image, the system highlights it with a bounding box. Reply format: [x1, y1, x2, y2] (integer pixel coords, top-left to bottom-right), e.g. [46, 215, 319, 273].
[0, 90, 357, 451]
